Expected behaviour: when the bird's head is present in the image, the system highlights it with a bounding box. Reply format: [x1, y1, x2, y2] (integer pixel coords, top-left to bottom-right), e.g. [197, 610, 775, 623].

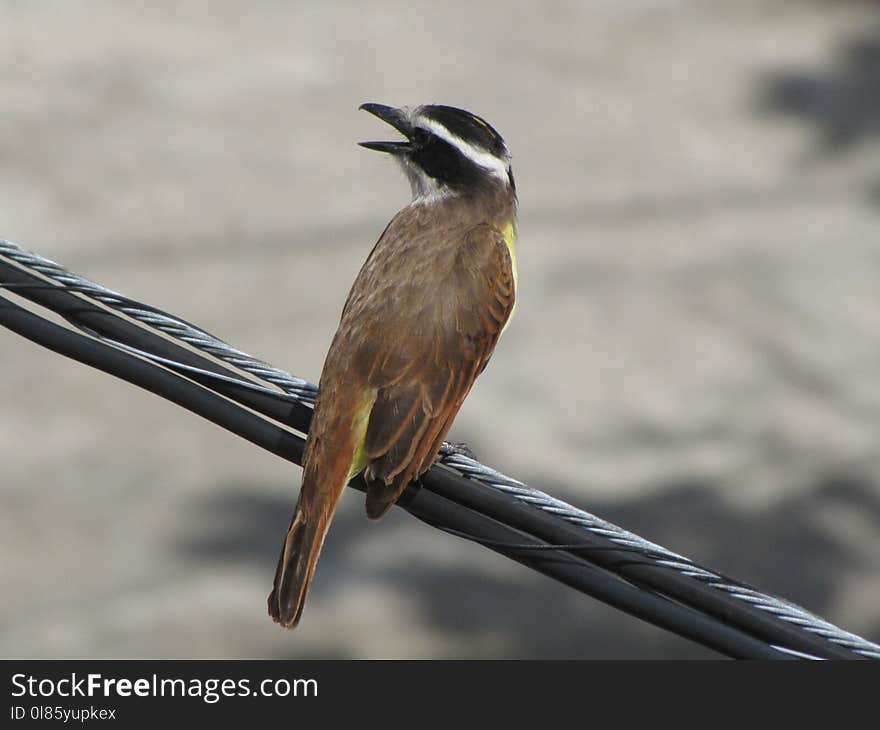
[359, 103, 515, 203]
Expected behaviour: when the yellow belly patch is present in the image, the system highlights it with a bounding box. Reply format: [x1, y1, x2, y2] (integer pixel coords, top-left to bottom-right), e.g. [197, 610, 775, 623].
[500, 220, 518, 331]
[347, 389, 377, 481]
[501, 220, 517, 288]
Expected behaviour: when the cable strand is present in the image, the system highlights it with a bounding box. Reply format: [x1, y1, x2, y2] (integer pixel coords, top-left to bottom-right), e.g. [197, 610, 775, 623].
[2, 238, 878, 660]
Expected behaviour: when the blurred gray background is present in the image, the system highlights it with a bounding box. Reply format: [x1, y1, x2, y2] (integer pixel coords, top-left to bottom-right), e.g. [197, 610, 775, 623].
[1, 0, 879, 658]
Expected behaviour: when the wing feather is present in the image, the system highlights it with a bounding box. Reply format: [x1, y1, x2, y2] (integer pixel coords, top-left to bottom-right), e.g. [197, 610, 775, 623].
[361, 222, 515, 518]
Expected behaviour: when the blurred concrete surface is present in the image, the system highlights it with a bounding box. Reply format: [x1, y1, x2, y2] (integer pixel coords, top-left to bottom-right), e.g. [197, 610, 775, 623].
[1, 0, 879, 658]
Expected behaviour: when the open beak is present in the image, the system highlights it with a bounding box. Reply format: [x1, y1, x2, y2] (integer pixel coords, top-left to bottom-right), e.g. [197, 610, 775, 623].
[358, 103, 412, 154]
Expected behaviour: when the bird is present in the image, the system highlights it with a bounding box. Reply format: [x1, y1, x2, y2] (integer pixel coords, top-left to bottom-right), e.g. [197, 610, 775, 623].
[268, 102, 518, 628]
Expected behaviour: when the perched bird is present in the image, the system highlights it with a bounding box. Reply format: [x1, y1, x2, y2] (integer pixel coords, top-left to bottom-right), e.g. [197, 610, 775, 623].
[268, 103, 518, 628]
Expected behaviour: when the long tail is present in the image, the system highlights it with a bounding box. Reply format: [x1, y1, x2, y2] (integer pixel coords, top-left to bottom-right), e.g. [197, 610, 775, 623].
[267, 446, 351, 628]
[268, 382, 376, 629]
[267, 505, 328, 628]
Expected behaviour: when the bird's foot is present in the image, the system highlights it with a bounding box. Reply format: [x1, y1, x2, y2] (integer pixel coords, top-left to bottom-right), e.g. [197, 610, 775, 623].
[439, 440, 478, 461]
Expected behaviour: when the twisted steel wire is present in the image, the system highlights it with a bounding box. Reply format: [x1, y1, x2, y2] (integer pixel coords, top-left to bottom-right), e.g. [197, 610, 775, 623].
[442, 451, 880, 659]
[2, 238, 879, 660]
[0, 240, 317, 404]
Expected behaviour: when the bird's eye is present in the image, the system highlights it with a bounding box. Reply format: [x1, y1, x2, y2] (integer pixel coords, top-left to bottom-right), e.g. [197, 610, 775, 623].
[411, 128, 430, 146]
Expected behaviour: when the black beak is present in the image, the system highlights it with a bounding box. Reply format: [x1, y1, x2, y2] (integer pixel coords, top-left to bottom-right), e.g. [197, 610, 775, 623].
[358, 103, 412, 154]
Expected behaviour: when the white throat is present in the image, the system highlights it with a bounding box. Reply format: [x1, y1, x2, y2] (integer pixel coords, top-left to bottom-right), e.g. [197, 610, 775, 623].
[397, 156, 457, 204]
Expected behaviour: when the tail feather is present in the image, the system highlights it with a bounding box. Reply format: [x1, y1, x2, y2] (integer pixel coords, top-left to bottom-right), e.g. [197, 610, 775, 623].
[268, 505, 332, 628]
[269, 387, 376, 629]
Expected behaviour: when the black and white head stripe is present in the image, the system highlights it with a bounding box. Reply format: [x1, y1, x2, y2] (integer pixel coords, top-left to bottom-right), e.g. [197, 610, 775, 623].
[413, 105, 510, 182]
[358, 102, 514, 200]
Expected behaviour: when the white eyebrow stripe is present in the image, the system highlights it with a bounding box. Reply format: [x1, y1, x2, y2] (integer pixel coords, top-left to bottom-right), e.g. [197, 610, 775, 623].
[419, 118, 509, 181]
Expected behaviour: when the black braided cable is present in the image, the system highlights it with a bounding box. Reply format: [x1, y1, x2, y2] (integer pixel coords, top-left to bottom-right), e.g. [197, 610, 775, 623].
[2, 239, 878, 660]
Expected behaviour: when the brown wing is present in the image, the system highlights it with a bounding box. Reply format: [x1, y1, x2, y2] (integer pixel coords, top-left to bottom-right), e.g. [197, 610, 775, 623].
[360, 222, 516, 518]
